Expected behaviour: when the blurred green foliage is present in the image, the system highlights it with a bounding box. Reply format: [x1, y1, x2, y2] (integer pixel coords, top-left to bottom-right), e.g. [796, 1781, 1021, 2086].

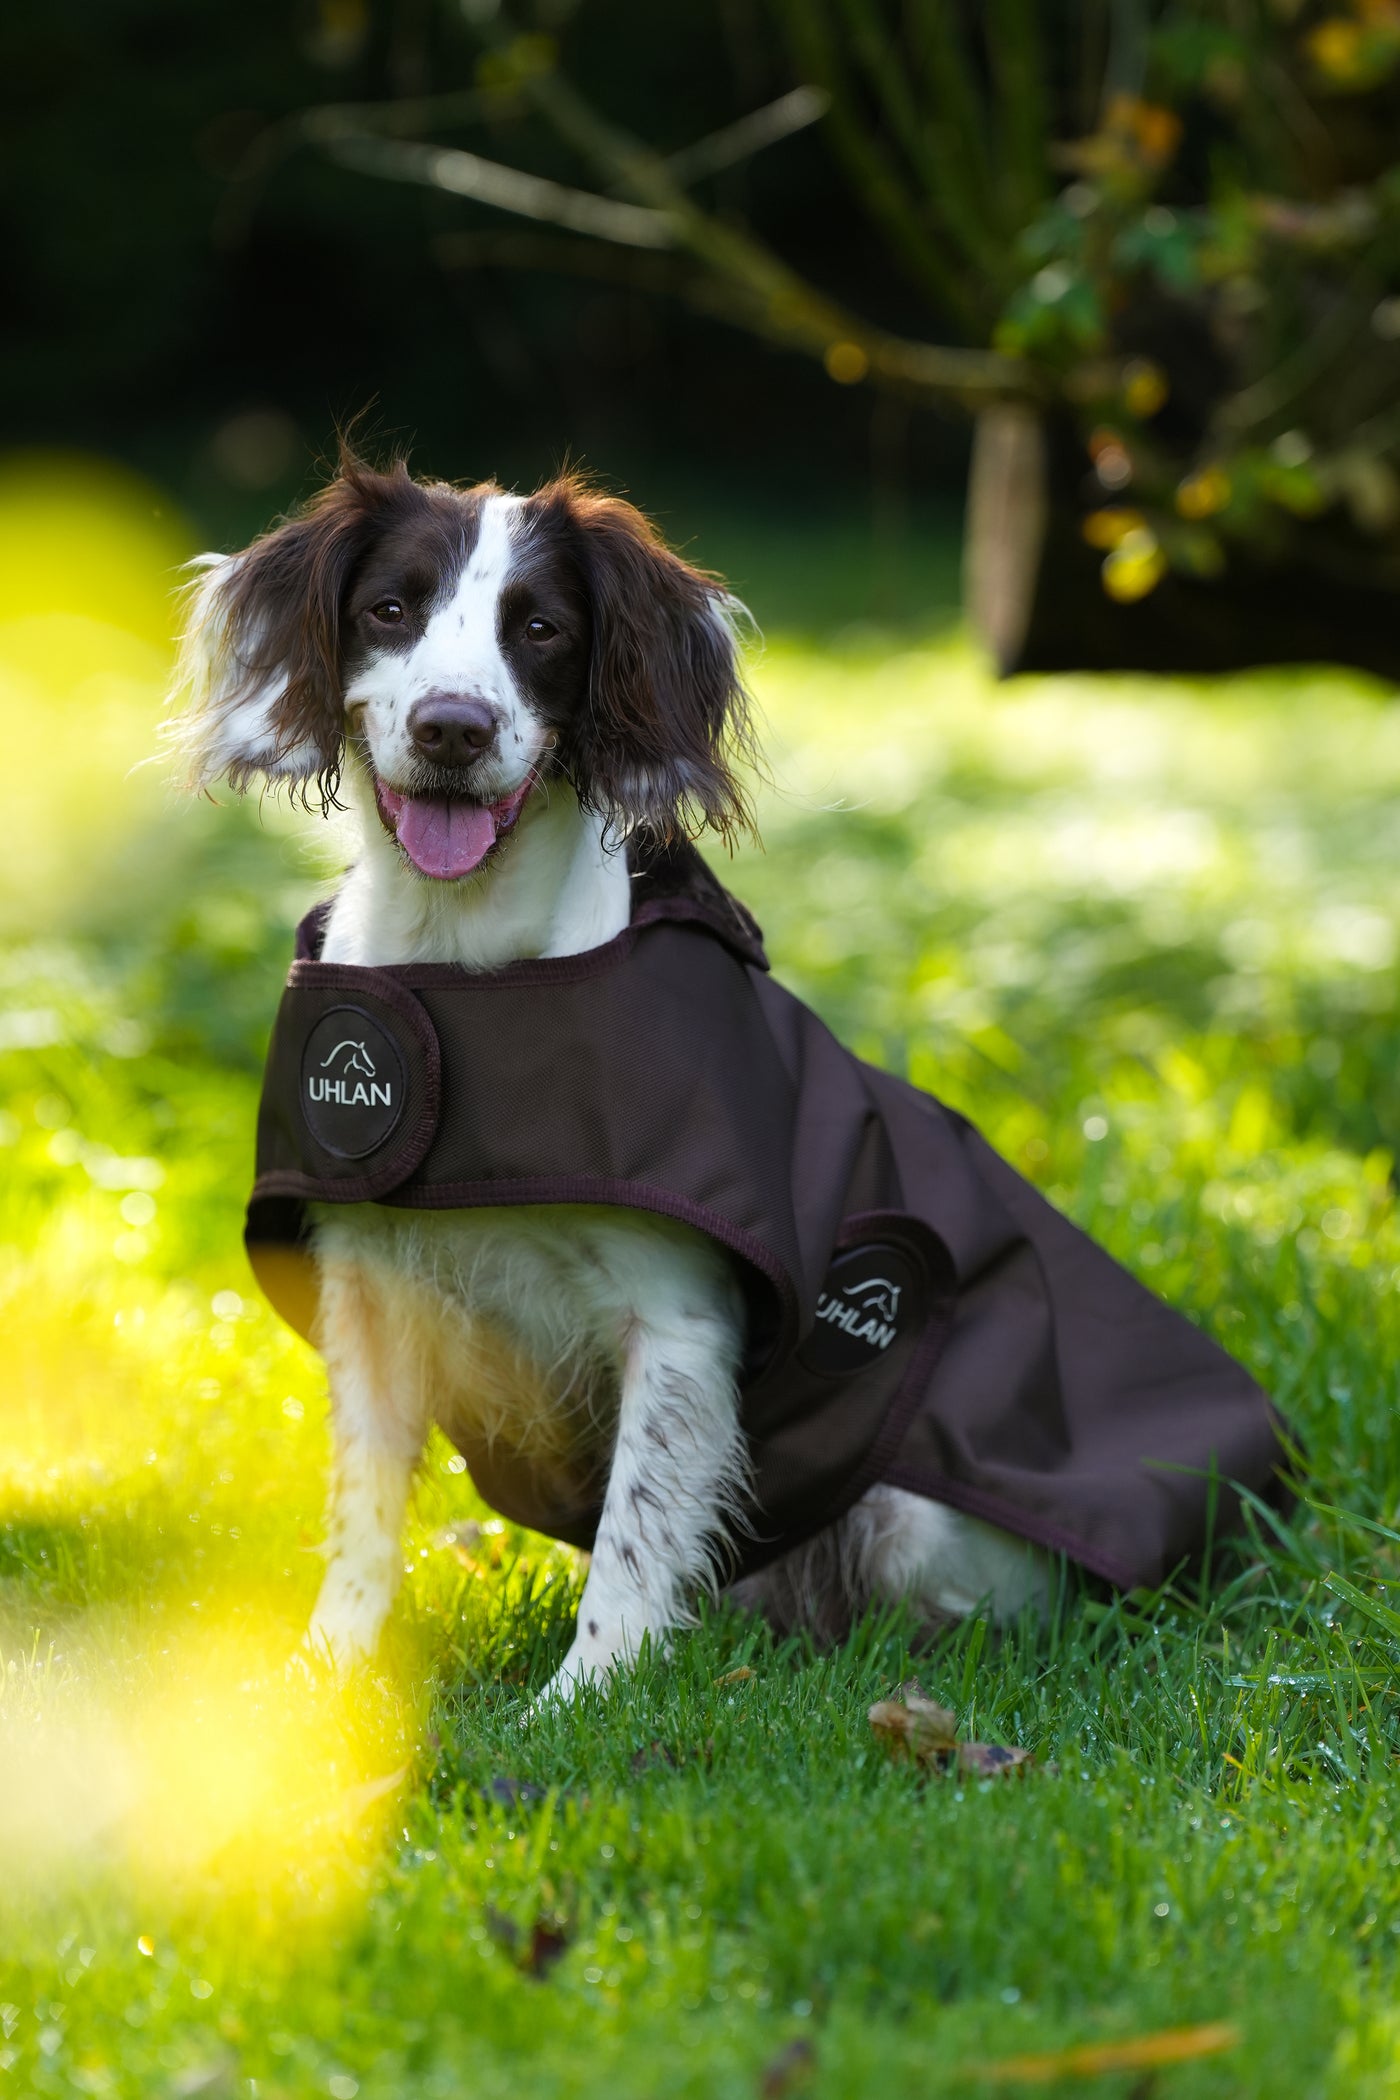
[989, 2, 1400, 604]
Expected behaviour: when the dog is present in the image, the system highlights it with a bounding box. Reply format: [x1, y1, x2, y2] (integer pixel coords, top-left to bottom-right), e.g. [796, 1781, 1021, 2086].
[172, 451, 1047, 1698]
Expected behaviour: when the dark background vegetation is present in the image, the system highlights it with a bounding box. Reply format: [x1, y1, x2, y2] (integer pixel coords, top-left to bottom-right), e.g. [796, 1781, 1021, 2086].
[4, 0, 966, 614]
[12, 1, 1400, 662]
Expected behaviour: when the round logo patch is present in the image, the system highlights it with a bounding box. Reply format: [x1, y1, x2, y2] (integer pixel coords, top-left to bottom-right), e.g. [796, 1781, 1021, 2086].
[300, 1004, 406, 1160]
[797, 1241, 925, 1377]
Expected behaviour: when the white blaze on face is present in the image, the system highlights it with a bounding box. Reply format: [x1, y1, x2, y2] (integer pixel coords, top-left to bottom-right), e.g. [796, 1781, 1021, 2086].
[411, 495, 522, 715]
[345, 493, 543, 794]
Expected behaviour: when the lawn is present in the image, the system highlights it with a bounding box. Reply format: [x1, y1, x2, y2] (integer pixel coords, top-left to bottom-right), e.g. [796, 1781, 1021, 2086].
[5, 457, 1400, 2098]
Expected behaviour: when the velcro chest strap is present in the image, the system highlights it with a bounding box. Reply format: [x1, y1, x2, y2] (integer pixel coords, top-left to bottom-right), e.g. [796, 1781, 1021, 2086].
[255, 963, 442, 1202]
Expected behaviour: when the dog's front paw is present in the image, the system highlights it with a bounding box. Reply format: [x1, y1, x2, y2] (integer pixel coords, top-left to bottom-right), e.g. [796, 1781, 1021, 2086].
[533, 1638, 611, 1711]
[530, 1611, 669, 1712]
[302, 1601, 383, 1675]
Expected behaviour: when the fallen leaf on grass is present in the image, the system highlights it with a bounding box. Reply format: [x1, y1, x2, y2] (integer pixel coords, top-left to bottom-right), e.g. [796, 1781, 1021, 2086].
[715, 1665, 757, 1686]
[338, 1765, 412, 1816]
[269, 1763, 411, 1843]
[868, 1691, 1031, 1777]
[955, 1741, 1035, 1777]
[966, 2020, 1240, 2083]
[630, 1741, 678, 1775]
[868, 1695, 958, 1757]
[484, 1904, 573, 1980]
[434, 1521, 484, 1568]
[629, 1737, 715, 1776]
[760, 2035, 817, 2096]
[480, 1774, 579, 1809]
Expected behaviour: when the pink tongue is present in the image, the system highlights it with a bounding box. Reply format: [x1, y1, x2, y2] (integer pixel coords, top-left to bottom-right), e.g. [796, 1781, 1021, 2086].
[395, 797, 498, 879]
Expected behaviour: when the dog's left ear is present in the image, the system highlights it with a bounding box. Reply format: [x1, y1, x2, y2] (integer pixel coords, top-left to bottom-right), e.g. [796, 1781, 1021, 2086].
[167, 453, 404, 805]
[557, 485, 756, 844]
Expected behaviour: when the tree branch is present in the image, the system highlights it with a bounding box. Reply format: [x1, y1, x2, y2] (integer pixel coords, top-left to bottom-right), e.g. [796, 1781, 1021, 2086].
[641, 85, 832, 190]
[326, 133, 674, 248]
[472, 31, 1033, 403]
[216, 88, 495, 247]
[327, 117, 1030, 405]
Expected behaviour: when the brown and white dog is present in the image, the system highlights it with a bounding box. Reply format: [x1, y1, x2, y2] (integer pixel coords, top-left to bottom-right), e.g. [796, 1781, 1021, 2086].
[173, 452, 1044, 1698]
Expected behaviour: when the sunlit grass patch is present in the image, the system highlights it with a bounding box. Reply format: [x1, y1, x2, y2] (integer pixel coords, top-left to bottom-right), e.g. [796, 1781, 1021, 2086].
[2, 1258, 320, 1604]
[0, 1615, 410, 1907]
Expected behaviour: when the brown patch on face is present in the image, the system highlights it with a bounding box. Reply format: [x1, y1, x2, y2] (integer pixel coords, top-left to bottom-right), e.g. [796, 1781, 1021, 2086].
[511, 476, 756, 845]
[341, 489, 487, 676]
[203, 448, 488, 807]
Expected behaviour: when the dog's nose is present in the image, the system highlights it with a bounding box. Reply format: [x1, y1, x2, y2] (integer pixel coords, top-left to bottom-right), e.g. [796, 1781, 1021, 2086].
[407, 693, 500, 767]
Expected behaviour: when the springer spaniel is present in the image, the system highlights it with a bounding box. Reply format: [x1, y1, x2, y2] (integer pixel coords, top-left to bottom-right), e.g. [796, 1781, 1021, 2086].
[174, 453, 1044, 1698]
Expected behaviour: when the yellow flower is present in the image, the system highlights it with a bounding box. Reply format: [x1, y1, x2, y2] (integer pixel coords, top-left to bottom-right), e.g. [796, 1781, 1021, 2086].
[1133, 104, 1183, 168]
[1082, 507, 1146, 549]
[824, 341, 870, 385]
[1176, 466, 1232, 519]
[1105, 95, 1183, 169]
[1123, 359, 1169, 419]
[1102, 528, 1167, 602]
[1308, 18, 1365, 80]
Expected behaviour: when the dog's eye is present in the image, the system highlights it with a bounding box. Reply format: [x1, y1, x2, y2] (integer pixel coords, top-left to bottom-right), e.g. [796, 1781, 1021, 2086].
[370, 599, 405, 626]
[525, 616, 558, 642]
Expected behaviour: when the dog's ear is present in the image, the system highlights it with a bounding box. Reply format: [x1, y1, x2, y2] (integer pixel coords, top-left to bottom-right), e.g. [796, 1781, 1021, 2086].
[168, 452, 406, 805]
[555, 484, 756, 844]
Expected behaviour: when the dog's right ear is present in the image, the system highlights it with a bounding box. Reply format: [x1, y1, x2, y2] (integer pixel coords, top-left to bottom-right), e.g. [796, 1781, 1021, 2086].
[168, 455, 406, 804]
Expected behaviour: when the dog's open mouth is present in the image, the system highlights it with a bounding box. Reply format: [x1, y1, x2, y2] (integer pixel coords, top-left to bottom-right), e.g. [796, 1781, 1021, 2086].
[373, 777, 533, 880]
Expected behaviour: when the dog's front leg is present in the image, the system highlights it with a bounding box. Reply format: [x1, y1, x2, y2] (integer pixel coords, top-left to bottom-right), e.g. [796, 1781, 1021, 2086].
[304, 1259, 429, 1669]
[540, 1291, 745, 1703]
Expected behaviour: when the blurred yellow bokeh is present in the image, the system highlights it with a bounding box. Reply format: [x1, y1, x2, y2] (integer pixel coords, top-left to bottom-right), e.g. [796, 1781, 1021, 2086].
[0, 454, 193, 935]
[0, 1614, 408, 1916]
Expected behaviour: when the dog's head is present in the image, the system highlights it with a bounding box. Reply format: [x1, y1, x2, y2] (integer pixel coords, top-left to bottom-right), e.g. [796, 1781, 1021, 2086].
[171, 451, 754, 877]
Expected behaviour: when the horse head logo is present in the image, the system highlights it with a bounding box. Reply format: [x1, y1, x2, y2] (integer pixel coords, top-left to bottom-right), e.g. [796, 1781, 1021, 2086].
[847, 1277, 901, 1323]
[319, 1038, 377, 1078]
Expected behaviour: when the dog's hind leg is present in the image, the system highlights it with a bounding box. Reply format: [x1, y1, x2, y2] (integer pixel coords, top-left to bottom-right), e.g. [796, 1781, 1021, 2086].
[854, 1485, 1049, 1621]
[538, 1234, 746, 1702]
[729, 1484, 1049, 1640]
[304, 1257, 430, 1669]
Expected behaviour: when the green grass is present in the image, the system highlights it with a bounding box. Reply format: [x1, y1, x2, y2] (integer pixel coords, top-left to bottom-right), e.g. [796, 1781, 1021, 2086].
[5, 463, 1400, 2096]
